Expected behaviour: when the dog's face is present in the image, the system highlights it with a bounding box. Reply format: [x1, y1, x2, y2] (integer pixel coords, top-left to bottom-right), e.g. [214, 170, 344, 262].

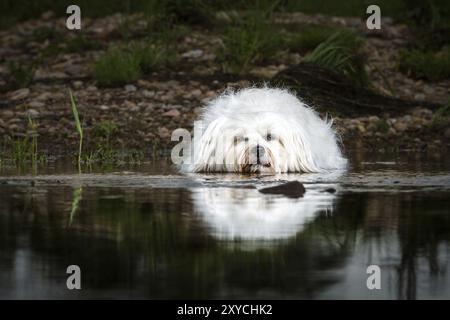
[229, 113, 288, 174]
[195, 112, 295, 174]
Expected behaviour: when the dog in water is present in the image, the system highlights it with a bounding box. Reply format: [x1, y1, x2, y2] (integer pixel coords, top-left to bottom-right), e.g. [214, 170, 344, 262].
[183, 87, 346, 173]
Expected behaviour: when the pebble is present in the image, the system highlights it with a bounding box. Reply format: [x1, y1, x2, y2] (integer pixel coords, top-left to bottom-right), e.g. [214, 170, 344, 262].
[8, 124, 20, 131]
[73, 81, 84, 89]
[35, 92, 52, 101]
[414, 93, 426, 101]
[259, 181, 305, 198]
[445, 128, 450, 139]
[26, 109, 39, 118]
[368, 116, 380, 123]
[125, 84, 137, 92]
[29, 101, 45, 108]
[2, 110, 14, 118]
[181, 49, 204, 59]
[8, 88, 30, 101]
[124, 100, 138, 111]
[191, 89, 202, 97]
[402, 115, 412, 123]
[393, 121, 408, 132]
[142, 90, 155, 98]
[163, 109, 181, 117]
[158, 127, 171, 139]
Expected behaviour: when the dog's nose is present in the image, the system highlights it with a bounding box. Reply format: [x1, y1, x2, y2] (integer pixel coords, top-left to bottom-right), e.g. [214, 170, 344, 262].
[254, 145, 265, 162]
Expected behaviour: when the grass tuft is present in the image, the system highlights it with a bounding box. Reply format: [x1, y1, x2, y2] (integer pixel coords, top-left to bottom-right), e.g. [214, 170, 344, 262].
[4, 117, 45, 172]
[131, 42, 179, 74]
[398, 48, 450, 81]
[93, 46, 141, 87]
[304, 30, 369, 87]
[90, 120, 119, 164]
[94, 42, 178, 86]
[7, 61, 36, 89]
[216, 3, 282, 74]
[430, 101, 450, 130]
[287, 25, 336, 53]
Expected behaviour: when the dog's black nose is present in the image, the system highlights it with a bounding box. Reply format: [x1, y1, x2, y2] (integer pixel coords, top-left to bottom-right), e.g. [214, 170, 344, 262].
[254, 145, 265, 163]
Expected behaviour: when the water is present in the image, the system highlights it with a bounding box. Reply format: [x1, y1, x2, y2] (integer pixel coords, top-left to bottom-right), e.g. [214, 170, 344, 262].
[0, 150, 449, 299]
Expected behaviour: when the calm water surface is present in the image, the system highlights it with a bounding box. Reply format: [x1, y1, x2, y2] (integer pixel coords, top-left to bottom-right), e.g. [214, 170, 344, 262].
[0, 150, 449, 299]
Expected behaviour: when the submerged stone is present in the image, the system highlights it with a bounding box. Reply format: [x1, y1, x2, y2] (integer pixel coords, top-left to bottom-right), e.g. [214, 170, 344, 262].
[258, 181, 306, 198]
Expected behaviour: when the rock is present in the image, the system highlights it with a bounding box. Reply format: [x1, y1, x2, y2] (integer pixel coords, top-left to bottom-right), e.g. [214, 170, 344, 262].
[357, 124, 366, 133]
[191, 89, 202, 97]
[414, 93, 425, 101]
[124, 100, 138, 111]
[8, 88, 30, 101]
[368, 116, 380, 123]
[393, 121, 408, 132]
[258, 181, 306, 198]
[163, 109, 181, 117]
[412, 108, 433, 120]
[181, 49, 203, 59]
[324, 187, 336, 193]
[2, 110, 14, 118]
[99, 105, 109, 111]
[65, 64, 86, 76]
[28, 101, 45, 108]
[35, 92, 52, 101]
[205, 90, 216, 98]
[402, 115, 412, 123]
[125, 84, 137, 92]
[445, 128, 450, 139]
[137, 79, 151, 87]
[8, 124, 19, 131]
[26, 109, 39, 118]
[73, 81, 83, 89]
[34, 69, 68, 80]
[158, 127, 171, 139]
[160, 92, 175, 101]
[142, 90, 155, 98]
[387, 118, 396, 125]
[423, 87, 435, 95]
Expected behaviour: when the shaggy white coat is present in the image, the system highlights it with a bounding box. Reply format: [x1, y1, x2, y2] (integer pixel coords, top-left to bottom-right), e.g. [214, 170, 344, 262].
[184, 87, 347, 173]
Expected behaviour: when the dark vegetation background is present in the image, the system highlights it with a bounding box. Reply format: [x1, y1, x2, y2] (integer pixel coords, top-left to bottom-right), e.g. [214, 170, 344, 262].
[0, 0, 449, 170]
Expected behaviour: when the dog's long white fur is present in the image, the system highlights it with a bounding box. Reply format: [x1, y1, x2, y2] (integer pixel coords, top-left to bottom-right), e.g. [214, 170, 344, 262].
[183, 87, 347, 173]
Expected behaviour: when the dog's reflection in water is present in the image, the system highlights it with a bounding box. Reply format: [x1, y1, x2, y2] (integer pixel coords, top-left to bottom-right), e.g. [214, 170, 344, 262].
[191, 183, 338, 242]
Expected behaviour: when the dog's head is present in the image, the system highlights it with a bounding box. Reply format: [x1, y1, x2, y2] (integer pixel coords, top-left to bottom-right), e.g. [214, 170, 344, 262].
[188, 88, 347, 174]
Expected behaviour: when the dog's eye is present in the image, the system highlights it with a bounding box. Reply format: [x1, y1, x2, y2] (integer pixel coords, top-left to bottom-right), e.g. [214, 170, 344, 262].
[234, 136, 248, 144]
[266, 133, 272, 141]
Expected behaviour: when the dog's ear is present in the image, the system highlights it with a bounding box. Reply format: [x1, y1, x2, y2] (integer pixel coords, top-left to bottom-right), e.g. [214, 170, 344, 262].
[289, 129, 322, 173]
[192, 117, 228, 172]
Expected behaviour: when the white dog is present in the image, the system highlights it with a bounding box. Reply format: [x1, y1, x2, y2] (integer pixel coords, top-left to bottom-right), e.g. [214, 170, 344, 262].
[184, 87, 346, 173]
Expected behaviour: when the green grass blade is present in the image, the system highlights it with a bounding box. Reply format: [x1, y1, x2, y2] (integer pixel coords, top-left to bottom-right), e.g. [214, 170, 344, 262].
[69, 90, 83, 173]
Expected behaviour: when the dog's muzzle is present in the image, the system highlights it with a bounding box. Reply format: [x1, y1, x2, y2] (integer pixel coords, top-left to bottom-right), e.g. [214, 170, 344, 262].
[251, 145, 270, 167]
